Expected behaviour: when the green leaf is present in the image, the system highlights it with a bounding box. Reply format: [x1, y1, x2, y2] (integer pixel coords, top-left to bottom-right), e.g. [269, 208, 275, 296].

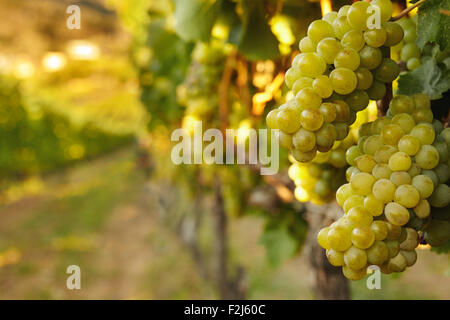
[431, 239, 450, 254]
[396, 58, 450, 99]
[238, 0, 280, 61]
[416, 0, 450, 51]
[173, 0, 220, 42]
[259, 226, 297, 267]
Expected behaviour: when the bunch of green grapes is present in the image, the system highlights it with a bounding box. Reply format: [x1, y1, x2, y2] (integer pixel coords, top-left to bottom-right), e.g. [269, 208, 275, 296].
[266, 0, 403, 163]
[317, 93, 450, 280]
[392, 16, 450, 71]
[289, 106, 376, 204]
[177, 42, 227, 129]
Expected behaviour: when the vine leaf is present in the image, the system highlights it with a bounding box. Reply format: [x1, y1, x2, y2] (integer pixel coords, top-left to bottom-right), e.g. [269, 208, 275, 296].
[173, 0, 220, 42]
[416, 0, 450, 51]
[238, 0, 280, 61]
[397, 58, 450, 100]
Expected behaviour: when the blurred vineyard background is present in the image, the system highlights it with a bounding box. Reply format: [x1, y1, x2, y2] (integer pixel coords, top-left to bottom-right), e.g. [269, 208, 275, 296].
[0, 0, 448, 299]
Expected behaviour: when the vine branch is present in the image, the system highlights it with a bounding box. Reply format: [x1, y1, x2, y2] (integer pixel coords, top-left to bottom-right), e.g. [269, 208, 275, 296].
[391, 0, 426, 21]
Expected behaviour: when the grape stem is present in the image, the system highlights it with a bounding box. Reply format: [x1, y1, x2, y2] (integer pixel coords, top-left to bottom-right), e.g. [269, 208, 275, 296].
[390, 0, 426, 21]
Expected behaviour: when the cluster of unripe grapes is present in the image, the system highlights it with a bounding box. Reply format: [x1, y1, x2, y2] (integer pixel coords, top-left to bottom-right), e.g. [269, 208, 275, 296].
[177, 42, 227, 125]
[318, 93, 450, 280]
[266, 0, 403, 162]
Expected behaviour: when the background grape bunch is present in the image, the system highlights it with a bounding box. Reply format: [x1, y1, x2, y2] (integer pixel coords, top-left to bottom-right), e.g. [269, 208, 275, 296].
[318, 93, 450, 280]
[266, 0, 403, 163]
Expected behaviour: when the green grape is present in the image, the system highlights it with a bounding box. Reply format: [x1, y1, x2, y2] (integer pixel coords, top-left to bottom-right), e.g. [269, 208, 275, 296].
[388, 253, 407, 272]
[315, 123, 337, 150]
[424, 219, 450, 246]
[372, 178, 396, 203]
[386, 223, 402, 240]
[373, 58, 400, 83]
[292, 77, 314, 95]
[347, 206, 373, 227]
[278, 131, 293, 149]
[346, 145, 363, 166]
[385, 240, 400, 258]
[333, 17, 353, 41]
[326, 248, 345, 266]
[407, 163, 421, 178]
[367, 81, 386, 100]
[334, 122, 349, 141]
[410, 124, 435, 145]
[318, 227, 331, 249]
[364, 135, 383, 155]
[346, 167, 360, 182]
[412, 107, 434, 123]
[385, 202, 410, 226]
[345, 90, 369, 112]
[315, 179, 332, 197]
[370, 221, 388, 240]
[388, 151, 411, 171]
[347, 1, 371, 31]
[432, 119, 444, 134]
[317, 38, 342, 64]
[291, 147, 317, 163]
[342, 265, 367, 280]
[400, 250, 417, 267]
[354, 154, 376, 172]
[313, 75, 333, 98]
[398, 135, 420, 156]
[390, 171, 411, 186]
[403, 28, 417, 43]
[308, 20, 335, 43]
[394, 184, 420, 208]
[371, 0, 393, 24]
[300, 108, 324, 131]
[293, 128, 316, 152]
[434, 163, 449, 183]
[391, 113, 415, 133]
[319, 103, 337, 123]
[367, 240, 389, 265]
[389, 95, 415, 115]
[352, 226, 375, 249]
[415, 145, 440, 169]
[359, 46, 382, 69]
[359, 122, 373, 137]
[364, 28, 387, 48]
[372, 163, 392, 180]
[296, 87, 322, 109]
[336, 183, 353, 207]
[329, 68, 357, 95]
[327, 225, 352, 251]
[343, 195, 364, 213]
[400, 43, 421, 61]
[399, 228, 419, 250]
[276, 108, 301, 134]
[421, 169, 439, 187]
[297, 53, 327, 78]
[413, 199, 431, 219]
[284, 67, 302, 88]
[429, 184, 450, 207]
[338, 5, 351, 17]
[412, 93, 431, 109]
[371, 117, 391, 135]
[355, 68, 374, 90]
[266, 109, 279, 129]
[384, 22, 404, 47]
[407, 58, 421, 70]
[433, 142, 449, 164]
[341, 30, 365, 52]
[333, 100, 351, 122]
[334, 48, 361, 70]
[350, 172, 376, 195]
[299, 36, 316, 53]
[323, 11, 338, 24]
[381, 124, 404, 146]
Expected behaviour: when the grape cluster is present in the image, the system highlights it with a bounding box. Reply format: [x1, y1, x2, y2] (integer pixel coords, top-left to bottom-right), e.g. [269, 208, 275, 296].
[266, 0, 403, 163]
[392, 17, 450, 71]
[177, 42, 227, 129]
[318, 93, 450, 280]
